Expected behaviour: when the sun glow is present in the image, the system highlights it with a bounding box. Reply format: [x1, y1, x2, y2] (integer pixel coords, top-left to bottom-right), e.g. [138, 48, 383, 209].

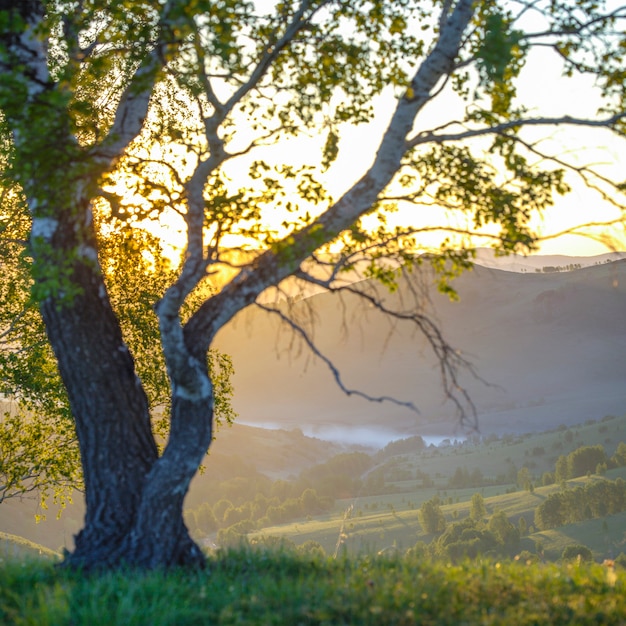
[103, 43, 625, 268]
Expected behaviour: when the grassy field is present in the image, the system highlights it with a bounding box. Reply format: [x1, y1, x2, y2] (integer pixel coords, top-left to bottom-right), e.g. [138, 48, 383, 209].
[251, 481, 626, 560]
[248, 415, 626, 560]
[1, 547, 626, 625]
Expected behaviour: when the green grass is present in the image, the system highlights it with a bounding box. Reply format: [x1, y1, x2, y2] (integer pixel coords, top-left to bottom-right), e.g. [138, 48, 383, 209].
[1, 548, 626, 625]
[530, 512, 626, 561]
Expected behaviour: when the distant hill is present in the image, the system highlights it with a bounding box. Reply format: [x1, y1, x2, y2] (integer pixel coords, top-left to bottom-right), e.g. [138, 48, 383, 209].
[215, 257, 626, 440]
[0, 532, 58, 560]
[473, 248, 626, 273]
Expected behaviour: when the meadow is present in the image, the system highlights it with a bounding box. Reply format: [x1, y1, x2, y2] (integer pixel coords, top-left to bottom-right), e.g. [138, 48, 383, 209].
[246, 415, 626, 561]
[1, 547, 625, 625]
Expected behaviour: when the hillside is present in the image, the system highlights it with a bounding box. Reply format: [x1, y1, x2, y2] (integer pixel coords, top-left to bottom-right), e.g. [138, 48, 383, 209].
[3, 256, 626, 556]
[215, 258, 626, 439]
[0, 423, 348, 551]
[473, 248, 626, 273]
[0, 532, 58, 560]
[246, 414, 626, 560]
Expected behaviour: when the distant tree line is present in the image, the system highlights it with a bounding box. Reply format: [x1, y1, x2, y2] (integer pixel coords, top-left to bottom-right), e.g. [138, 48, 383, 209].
[534, 264, 582, 273]
[375, 436, 426, 461]
[534, 478, 626, 530]
[447, 466, 486, 489]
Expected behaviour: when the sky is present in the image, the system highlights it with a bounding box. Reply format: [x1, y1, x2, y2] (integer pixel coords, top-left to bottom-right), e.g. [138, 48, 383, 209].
[135, 9, 626, 262]
[229, 51, 624, 258]
[320, 47, 625, 258]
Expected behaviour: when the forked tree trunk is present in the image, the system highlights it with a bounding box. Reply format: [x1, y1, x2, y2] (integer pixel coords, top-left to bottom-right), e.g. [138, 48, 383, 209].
[113, 395, 213, 568]
[6, 0, 213, 571]
[38, 212, 210, 570]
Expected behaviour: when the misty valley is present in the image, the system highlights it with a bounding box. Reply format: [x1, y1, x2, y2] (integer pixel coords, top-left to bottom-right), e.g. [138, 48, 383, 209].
[182, 414, 626, 564]
[4, 412, 626, 567]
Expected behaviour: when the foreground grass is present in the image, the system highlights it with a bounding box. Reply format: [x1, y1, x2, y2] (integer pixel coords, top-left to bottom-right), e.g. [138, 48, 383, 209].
[1, 548, 625, 625]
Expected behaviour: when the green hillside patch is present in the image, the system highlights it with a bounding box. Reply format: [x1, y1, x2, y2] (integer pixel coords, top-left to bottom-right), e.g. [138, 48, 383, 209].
[530, 511, 626, 562]
[1, 549, 626, 625]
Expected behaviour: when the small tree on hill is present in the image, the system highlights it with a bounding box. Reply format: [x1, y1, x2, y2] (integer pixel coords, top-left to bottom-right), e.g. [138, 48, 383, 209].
[517, 467, 532, 491]
[567, 445, 606, 479]
[561, 544, 593, 563]
[488, 510, 520, 555]
[419, 497, 447, 535]
[469, 492, 486, 522]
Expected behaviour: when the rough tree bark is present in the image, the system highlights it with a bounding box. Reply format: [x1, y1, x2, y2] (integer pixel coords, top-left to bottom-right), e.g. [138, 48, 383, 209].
[35, 195, 212, 568]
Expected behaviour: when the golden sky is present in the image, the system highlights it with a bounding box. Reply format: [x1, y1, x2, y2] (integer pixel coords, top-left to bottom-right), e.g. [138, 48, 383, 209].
[119, 40, 625, 261]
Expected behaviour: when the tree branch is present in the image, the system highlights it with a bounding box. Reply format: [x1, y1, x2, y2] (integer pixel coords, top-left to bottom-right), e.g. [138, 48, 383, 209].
[494, 131, 626, 210]
[254, 302, 419, 414]
[285, 271, 480, 428]
[185, 0, 477, 349]
[223, 0, 332, 114]
[91, 0, 185, 169]
[407, 113, 626, 149]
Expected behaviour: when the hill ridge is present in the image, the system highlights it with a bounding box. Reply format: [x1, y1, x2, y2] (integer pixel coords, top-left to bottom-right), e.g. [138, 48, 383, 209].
[216, 258, 626, 438]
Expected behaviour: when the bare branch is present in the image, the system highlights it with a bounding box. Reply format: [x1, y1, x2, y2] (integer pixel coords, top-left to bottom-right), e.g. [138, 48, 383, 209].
[438, 0, 454, 31]
[516, 6, 626, 42]
[254, 301, 419, 414]
[407, 113, 626, 149]
[536, 218, 626, 249]
[286, 271, 480, 429]
[495, 132, 626, 210]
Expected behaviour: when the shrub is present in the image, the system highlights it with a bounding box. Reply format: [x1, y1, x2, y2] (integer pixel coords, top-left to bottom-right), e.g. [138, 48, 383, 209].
[418, 497, 447, 534]
[562, 545, 593, 563]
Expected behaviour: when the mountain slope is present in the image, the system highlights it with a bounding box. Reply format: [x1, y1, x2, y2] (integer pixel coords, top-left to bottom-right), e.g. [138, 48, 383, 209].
[215, 259, 626, 438]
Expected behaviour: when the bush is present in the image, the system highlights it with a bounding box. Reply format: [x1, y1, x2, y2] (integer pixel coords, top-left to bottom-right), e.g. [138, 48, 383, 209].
[562, 545, 593, 563]
[406, 541, 429, 559]
[515, 550, 540, 564]
[297, 540, 326, 558]
[418, 497, 447, 534]
[566, 445, 606, 478]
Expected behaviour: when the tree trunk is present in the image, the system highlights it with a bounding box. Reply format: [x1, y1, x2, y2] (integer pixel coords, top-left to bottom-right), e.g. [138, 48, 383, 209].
[3, 1, 211, 570]
[38, 211, 209, 570]
[113, 395, 214, 568]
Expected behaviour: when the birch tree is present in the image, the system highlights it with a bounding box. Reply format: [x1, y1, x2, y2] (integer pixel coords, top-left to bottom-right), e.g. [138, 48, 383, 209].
[0, 0, 624, 569]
